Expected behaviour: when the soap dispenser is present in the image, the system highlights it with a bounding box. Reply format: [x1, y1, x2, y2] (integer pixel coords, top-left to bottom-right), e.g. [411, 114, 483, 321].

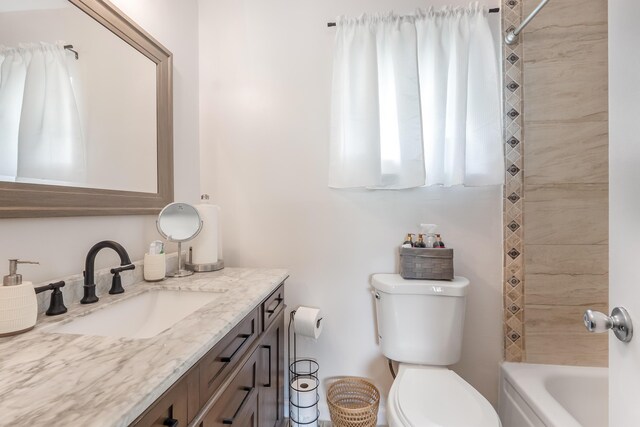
[0, 259, 39, 337]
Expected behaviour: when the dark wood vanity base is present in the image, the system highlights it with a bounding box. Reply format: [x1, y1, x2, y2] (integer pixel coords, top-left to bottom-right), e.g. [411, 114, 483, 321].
[132, 282, 286, 427]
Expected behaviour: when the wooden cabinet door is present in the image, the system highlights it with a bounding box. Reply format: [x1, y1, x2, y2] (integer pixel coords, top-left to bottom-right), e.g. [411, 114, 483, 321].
[259, 310, 285, 427]
[201, 349, 259, 427]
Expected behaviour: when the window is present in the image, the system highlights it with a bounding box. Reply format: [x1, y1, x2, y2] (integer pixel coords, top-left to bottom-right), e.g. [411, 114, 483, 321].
[329, 5, 503, 189]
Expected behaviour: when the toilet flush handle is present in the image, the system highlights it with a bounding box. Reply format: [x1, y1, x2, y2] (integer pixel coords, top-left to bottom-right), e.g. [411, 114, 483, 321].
[584, 307, 633, 343]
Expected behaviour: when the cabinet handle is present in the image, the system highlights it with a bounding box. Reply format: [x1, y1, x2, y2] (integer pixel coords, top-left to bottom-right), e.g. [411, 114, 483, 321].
[163, 418, 179, 427]
[220, 333, 252, 363]
[266, 296, 283, 315]
[263, 344, 272, 388]
[222, 386, 255, 425]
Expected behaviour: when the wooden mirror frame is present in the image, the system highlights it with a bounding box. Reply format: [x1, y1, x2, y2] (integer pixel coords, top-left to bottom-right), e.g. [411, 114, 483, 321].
[0, 0, 173, 218]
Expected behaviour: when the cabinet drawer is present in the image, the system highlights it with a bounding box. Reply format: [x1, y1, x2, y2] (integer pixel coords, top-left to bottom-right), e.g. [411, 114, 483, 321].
[199, 308, 260, 407]
[262, 283, 285, 332]
[201, 349, 259, 427]
[133, 376, 188, 427]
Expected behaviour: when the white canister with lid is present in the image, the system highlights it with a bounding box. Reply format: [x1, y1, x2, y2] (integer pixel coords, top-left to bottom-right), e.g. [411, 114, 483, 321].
[144, 241, 166, 281]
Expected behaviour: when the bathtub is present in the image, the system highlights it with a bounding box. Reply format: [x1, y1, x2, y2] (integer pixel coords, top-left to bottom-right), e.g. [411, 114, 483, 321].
[499, 362, 608, 427]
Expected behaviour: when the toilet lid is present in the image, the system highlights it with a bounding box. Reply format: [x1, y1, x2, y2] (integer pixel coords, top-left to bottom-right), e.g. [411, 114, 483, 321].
[391, 366, 500, 427]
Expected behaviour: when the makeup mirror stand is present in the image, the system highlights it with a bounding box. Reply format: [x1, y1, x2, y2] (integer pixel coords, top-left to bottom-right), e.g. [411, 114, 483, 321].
[174, 241, 191, 278]
[156, 202, 203, 278]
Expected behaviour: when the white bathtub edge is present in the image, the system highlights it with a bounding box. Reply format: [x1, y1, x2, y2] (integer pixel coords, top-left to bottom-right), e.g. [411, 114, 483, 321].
[499, 362, 599, 427]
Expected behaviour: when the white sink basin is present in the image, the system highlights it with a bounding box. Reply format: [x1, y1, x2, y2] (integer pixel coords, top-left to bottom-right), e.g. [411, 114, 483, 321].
[48, 289, 223, 339]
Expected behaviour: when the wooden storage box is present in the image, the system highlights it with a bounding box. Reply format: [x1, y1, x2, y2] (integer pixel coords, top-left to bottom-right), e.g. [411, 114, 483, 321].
[399, 247, 454, 280]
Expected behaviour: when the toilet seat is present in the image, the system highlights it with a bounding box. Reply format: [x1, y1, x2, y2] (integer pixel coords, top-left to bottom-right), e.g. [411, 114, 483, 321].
[387, 365, 501, 427]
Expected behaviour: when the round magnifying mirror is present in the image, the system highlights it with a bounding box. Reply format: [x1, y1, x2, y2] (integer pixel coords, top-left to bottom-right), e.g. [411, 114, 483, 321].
[157, 202, 203, 277]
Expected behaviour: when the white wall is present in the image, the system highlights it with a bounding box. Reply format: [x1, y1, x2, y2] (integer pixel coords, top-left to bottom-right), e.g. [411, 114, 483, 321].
[0, 0, 200, 283]
[608, 0, 640, 424]
[198, 0, 503, 421]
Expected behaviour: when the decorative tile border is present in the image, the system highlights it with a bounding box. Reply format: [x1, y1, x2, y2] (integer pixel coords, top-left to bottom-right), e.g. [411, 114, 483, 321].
[502, 0, 525, 362]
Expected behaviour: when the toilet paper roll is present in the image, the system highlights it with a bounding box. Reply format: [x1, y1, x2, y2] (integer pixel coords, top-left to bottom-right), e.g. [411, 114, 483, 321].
[293, 306, 323, 339]
[290, 378, 318, 423]
[190, 202, 220, 265]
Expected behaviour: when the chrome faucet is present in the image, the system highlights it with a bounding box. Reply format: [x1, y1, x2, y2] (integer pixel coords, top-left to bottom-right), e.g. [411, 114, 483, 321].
[81, 240, 134, 304]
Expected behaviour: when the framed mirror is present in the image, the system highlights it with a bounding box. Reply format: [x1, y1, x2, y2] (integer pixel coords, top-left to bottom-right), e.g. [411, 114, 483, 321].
[0, 0, 173, 217]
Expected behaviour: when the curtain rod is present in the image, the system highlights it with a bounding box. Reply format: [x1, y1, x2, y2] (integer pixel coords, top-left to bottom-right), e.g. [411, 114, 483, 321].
[64, 44, 79, 60]
[327, 7, 500, 27]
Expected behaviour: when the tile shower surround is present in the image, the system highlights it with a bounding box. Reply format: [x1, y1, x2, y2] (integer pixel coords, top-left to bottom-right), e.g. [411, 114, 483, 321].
[501, 0, 609, 365]
[521, 0, 608, 366]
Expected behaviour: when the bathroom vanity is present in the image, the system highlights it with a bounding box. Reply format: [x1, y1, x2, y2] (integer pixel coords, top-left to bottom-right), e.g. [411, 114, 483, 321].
[133, 280, 286, 427]
[0, 268, 288, 427]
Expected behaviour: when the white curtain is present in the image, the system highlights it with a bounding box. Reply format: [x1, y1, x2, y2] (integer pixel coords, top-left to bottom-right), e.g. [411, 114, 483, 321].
[0, 47, 26, 179]
[329, 3, 503, 189]
[329, 15, 425, 189]
[0, 42, 85, 183]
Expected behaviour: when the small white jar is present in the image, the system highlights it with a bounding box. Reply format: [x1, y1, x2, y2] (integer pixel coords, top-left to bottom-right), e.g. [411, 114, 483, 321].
[143, 253, 166, 281]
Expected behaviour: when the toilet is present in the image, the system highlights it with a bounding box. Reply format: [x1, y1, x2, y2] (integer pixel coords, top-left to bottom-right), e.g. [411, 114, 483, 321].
[371, 274, 501, 427]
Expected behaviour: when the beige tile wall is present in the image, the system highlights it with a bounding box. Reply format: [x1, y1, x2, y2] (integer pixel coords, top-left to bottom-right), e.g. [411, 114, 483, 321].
[520, 0, 608, 366]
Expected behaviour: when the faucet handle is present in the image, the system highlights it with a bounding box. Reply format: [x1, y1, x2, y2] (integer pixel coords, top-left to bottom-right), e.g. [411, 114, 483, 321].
[34, 281, 67, 316]
[109, 264, 134, 295]
[47, 282, 67, 316]
[111, 264, 135, 274]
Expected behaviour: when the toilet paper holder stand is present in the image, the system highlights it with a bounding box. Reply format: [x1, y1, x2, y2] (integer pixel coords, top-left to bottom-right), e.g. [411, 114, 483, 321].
[288, 310, 320, 427]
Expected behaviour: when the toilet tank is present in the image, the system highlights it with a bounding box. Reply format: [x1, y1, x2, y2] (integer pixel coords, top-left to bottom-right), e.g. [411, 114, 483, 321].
[371, 274, 470, 365]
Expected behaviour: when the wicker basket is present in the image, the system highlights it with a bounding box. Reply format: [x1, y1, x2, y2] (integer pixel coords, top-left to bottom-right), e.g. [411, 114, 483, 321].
[399, 247, 454, 280]
[327, 377, 380, 427]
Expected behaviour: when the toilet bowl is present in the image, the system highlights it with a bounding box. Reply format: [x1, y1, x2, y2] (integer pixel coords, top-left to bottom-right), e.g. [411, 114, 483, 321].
[387, 365, 501, 427]
[371, 274, 500, 427]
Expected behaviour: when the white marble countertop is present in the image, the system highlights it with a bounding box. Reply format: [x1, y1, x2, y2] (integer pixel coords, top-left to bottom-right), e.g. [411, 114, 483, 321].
[0, 268, 289, 427]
